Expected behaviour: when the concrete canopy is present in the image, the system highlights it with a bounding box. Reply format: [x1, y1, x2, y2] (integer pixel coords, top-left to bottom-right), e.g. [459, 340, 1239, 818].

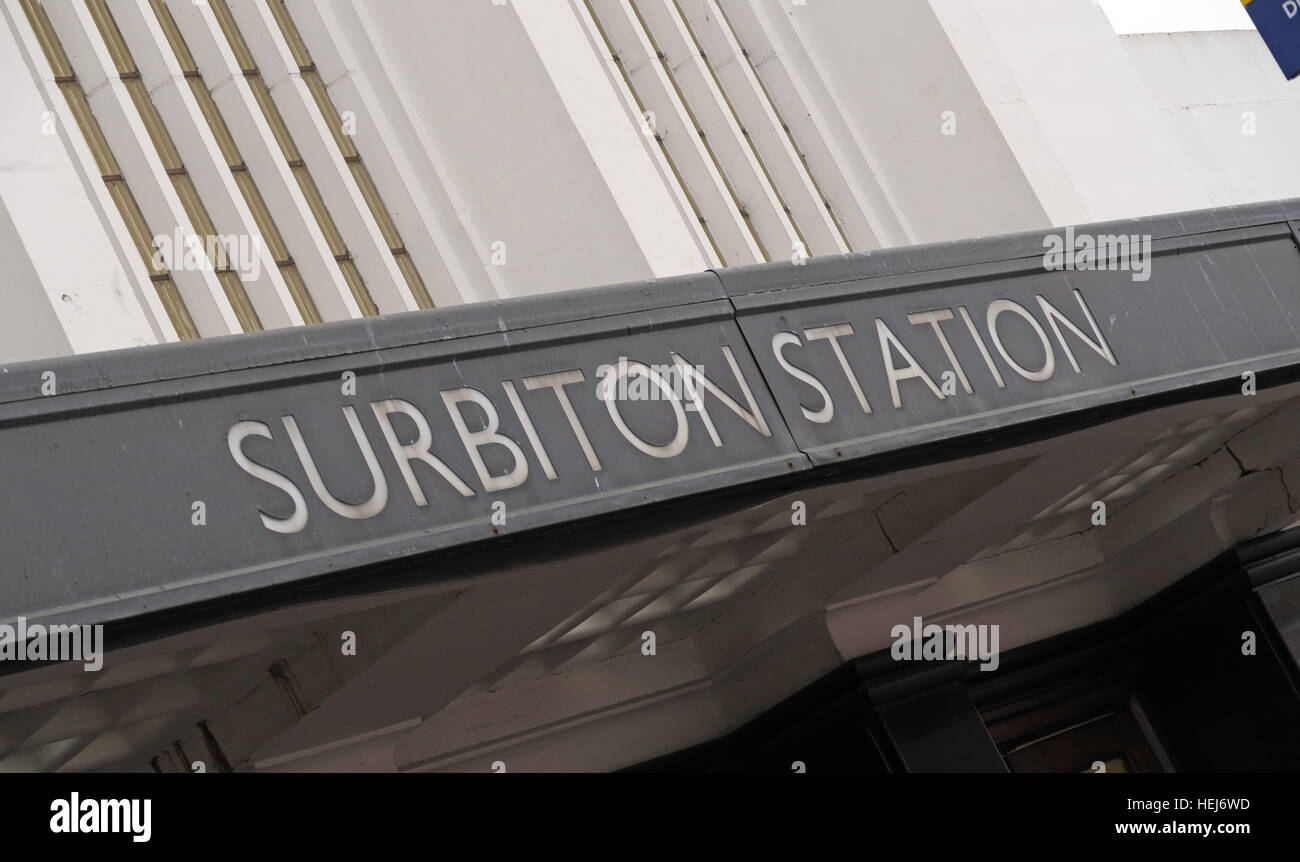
[3, 199, 1300, 771]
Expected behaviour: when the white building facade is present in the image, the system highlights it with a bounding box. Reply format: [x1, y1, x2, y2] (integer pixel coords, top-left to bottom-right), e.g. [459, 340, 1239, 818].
[4, 0, 1300, 362]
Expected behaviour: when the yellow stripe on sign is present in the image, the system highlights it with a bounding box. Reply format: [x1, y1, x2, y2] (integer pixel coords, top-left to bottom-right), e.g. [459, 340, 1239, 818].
[1243, 0, 1254, 6]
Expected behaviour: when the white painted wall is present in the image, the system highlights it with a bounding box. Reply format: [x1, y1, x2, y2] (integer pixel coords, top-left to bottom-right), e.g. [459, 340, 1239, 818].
[771, 0, 1049, 244]
[0, 4, 162, 363]
[931, 0, 1300, 225]
[1121, 29, 1300, 209]
[336, 0, 710, 298]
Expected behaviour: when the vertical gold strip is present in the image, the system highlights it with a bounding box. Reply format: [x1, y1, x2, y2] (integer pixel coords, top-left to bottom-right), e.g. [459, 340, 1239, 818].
[19, 0, 199, 340]
[148, 0, 321, 324]
[208, 0, 378, 316]
[86, 0, 262, 332]
[267, 0, 435, 309]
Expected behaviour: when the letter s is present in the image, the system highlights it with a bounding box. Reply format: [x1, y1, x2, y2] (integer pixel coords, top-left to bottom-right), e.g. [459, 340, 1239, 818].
[228, 421, 309, 534]
[772, 332, 834, 423]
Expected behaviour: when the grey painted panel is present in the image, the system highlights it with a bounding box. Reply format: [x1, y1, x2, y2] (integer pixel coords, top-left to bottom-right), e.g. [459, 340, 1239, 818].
[721, 226, 1300, 464]
[2, 202, 1300, 629]
[716, 199, 1296, 297]
[0, 300, 800, 626]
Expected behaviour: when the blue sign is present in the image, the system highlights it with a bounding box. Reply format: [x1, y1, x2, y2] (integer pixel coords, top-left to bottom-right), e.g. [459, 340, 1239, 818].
[1245, 0, 1300, 79]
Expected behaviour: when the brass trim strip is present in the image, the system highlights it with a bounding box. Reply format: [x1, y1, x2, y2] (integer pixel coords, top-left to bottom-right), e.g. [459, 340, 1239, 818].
[87, 0, 262, 332]
[209, 0, 378, 316]
[19, 0, 199, 340]
[148, 0, 321, 324]
[267, 0, 434, 309]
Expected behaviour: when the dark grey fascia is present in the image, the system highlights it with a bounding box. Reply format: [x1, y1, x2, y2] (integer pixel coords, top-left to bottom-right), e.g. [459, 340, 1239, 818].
[1, 199, 1299, 631]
